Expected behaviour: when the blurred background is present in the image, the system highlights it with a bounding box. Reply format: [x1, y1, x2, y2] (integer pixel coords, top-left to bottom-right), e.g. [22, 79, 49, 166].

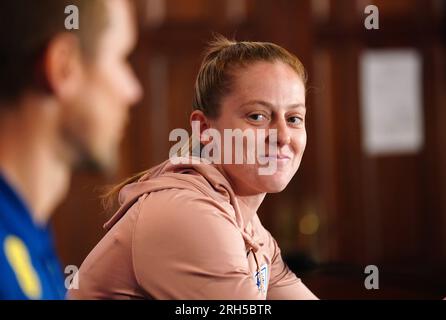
[53, 0, 446, 299]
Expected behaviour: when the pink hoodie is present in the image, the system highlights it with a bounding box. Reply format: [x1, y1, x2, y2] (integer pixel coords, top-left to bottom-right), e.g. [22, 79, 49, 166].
[69, 158, 317, 299]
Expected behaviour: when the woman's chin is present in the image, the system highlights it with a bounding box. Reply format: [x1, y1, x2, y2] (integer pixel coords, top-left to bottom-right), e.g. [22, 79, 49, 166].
[257, 175, 292, 193]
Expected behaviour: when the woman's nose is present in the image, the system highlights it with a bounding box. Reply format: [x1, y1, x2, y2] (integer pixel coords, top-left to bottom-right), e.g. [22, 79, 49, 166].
[267, 118, 291, 147]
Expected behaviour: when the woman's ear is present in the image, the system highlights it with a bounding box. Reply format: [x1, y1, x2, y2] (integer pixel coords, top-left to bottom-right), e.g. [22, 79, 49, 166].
[190, 109, 211, 139]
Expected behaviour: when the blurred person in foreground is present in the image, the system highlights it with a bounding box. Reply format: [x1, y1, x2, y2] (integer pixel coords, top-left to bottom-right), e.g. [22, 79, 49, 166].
[0, 0, 142, 299]
[70, 35, 318, 300]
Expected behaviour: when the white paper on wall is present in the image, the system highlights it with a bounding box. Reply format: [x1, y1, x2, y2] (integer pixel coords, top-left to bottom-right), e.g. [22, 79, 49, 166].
[360, 49, 424, 156]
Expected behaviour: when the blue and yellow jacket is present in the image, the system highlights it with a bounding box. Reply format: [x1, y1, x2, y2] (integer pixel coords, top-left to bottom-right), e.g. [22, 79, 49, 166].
[0, 174, 65, 299]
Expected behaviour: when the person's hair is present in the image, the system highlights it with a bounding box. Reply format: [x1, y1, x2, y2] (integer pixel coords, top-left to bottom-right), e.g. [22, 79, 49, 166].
[193, 34, 307, 119]
[102, 34, 307, 210]
[0, 0, 108, 102]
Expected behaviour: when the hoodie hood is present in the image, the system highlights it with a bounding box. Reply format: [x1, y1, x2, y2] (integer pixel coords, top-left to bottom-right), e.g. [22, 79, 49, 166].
[104, 157, 263, 252]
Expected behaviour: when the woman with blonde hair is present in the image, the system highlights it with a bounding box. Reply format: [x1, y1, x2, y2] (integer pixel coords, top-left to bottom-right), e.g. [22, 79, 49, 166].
[70, 35, 317, 300]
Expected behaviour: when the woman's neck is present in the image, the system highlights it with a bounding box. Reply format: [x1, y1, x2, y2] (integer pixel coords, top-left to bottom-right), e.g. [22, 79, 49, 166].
[236, 193, 266, 212]
[214, 163, 266, 212]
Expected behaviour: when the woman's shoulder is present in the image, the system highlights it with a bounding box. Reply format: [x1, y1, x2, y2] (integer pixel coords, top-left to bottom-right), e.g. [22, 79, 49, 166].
[134, 169, 234, 214]
[131, 186, 244, 260]
[137, 186, 234, 221]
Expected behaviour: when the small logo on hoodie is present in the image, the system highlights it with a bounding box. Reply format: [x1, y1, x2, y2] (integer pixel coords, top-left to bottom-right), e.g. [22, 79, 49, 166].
[253, 264, 268, 295]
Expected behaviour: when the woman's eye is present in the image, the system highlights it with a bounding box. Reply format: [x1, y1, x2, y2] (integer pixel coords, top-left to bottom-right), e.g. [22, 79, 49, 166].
[288, 116, 303, 125]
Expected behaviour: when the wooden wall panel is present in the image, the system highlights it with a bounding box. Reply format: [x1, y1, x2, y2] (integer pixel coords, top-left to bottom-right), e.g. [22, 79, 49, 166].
[307, 0, 446, 297]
